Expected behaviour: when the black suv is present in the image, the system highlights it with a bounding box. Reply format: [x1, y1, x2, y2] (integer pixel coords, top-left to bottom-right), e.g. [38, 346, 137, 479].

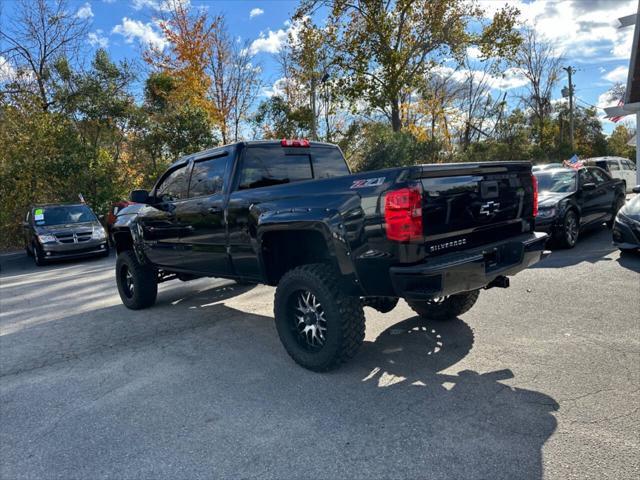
[24, 203, 109, 265]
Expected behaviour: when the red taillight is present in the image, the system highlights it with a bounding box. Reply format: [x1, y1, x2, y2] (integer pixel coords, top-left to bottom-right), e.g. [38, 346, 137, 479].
[384, 187, 423, 242]
[281, 138, 310, 147]
[531, 173, 538, 217]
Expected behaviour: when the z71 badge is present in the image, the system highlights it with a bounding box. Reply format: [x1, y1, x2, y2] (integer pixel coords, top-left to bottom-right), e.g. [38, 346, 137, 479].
[350, 177, 385, 189]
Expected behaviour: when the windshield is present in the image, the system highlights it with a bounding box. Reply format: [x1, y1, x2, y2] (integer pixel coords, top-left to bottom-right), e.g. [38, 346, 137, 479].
[535, 170, 576, 193]
[33, 205, 97, 226]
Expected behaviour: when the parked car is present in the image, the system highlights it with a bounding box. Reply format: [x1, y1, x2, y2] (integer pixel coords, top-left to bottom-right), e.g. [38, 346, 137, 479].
[583, 157, 636, 193]
[533, 167, 626, 248]
[23, 203, 109, 266]
[111, 139, 548, 371]
[612, 186, 640, 252]
[106, 201, 136, 244]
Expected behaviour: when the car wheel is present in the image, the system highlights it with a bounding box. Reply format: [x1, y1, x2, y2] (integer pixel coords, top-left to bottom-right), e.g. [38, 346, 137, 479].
[32, 242, 46, 266]
[606, 196, 625, 229]
[362, 296, 399, 313]
[116, 250, 158, 310]
[557, 209, 579, 248]
[406, 290, 480, 321]
[274, 263, 365, 372]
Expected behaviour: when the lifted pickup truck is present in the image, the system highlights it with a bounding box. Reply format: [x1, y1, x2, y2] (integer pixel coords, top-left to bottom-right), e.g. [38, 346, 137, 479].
[112, 140, 548, 371]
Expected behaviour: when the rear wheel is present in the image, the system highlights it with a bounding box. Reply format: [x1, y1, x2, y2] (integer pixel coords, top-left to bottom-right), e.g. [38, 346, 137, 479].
[556, 209, 579, 248]
[407, 290, 480, 321]
[606, 196, 625, 229]
[274, 263, 365, 371]
[116, 251, 157, 310]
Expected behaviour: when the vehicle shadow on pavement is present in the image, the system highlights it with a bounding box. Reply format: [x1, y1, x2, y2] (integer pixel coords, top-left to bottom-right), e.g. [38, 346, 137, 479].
[532, 227, 616, 268]
[0, 294, 558, 479]
[616, 250, 640, 273]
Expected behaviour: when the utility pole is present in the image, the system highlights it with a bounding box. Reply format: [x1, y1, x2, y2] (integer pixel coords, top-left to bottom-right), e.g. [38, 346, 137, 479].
[563, 66, 576, 152]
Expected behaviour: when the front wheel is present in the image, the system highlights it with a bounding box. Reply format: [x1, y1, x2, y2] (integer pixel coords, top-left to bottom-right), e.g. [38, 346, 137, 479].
[32, 242, 46, 266]
[274, 264, 365, 372]
[116, 251, 158, 310]
[556, 210, 579, 248]
[407, 290, 480, 321]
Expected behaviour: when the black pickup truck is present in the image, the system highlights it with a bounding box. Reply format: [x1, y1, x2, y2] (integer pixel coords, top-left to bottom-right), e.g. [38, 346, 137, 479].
[112, 140, 548, 371]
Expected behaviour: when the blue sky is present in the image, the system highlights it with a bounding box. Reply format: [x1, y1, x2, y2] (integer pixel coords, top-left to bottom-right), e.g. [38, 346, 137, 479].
[1, 0, 636, 133]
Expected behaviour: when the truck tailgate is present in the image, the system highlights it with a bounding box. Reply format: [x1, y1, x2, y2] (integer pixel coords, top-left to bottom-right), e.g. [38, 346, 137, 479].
[418, 163, 534, 254]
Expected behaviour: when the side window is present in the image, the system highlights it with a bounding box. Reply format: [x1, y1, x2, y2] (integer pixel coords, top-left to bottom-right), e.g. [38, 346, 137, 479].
[590, 168, 609, 184]
[189, 156, 228, 197]
[238, 147, 312, 190]
[312, 148, 350, 179]
[578, 169, 595, 185]
[156, 165, 190, 202]
[608, 160, 620, 171]
[623, 160, 635, 170]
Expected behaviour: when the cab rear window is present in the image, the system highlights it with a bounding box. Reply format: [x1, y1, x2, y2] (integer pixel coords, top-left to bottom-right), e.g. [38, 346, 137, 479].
[238, 146, 349, 190]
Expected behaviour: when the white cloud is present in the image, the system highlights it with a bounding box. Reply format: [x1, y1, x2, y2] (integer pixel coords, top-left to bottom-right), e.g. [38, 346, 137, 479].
[0, 56, 16, 83]
[132, 0, 190, 11]
[249, 29, 288, 54]
[603, 65, 629, 83]
[112, 17, 167, 50]
[434, 65, 529, 91]
[249, 20, 305, 55]
[88, 30, 109, 49]
[479, 0, 637, 61]
[250, 8, 264, 19]
[466, 46, 482, 60]
[76, 2, 94, 19]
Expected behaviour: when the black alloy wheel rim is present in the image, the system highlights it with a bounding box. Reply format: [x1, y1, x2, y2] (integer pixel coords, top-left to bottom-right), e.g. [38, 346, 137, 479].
[120, 265, 134, 298]
[566, 213, 578, 245]
[290, 290, 327, 351]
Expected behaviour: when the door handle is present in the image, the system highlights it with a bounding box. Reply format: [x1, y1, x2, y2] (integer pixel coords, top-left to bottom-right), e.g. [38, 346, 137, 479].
[207, 206, 222, 213]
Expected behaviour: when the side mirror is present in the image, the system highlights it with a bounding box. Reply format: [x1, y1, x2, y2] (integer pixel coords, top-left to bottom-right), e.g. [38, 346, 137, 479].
[582, 182, 597, 191]
[130, 189, 150, 203]
[633, 185, 640, 194]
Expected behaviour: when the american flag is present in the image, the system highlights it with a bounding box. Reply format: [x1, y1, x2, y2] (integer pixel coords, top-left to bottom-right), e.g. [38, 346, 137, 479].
[563, 154, 584, 169]
[610, 98, 625, 123]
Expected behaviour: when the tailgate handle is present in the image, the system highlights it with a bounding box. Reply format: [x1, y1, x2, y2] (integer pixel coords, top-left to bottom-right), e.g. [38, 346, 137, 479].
[481, 181, 499, 199]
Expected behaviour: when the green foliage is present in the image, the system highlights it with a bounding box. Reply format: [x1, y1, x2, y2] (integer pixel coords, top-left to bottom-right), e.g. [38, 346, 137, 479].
[252, 96, 313, 139]
[607, 125, 636, 160]
[349, 123, 443, 172]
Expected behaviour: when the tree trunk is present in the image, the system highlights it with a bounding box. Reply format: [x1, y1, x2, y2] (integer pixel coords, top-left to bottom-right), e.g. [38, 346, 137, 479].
[391, 99, 401, 132]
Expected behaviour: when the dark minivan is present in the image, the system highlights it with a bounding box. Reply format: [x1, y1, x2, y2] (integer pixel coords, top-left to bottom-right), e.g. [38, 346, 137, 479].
[24, 203, 109, 265]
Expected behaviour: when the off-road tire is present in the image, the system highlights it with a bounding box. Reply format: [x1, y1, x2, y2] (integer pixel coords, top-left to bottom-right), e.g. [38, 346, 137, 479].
[116, 250, 157, 310]
[606, 196, 625, 229]
[362, 296, 399, 313]
[274, 263, 365, 372]
[407, 290, 480, 321]
[556, 209, 579, 249]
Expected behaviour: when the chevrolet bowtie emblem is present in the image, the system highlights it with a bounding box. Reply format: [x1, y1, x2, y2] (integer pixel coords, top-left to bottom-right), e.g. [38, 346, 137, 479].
[479, 201, 500, 216]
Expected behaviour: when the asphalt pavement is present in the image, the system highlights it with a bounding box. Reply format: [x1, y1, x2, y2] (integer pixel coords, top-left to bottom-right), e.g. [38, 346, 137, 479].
[1, 227, 638, 480]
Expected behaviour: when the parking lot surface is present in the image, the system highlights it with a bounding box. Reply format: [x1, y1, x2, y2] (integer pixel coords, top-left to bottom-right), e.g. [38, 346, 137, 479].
[1, 228, 639, 480]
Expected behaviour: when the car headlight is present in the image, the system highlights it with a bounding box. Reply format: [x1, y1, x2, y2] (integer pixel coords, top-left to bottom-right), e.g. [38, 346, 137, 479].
[537, 208, 556, 218]
[92, 226, 107, 240]
[37, 234, 57, 243]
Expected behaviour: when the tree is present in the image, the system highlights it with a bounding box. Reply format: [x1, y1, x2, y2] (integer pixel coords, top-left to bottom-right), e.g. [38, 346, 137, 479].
[251, 96, 313, 139]
[145, 0, 219, 121]
[296, 0, 520, 132]
[208, 19, 262, 143]
[514, 26, 563, 149]
[607, 124, 635, 160]
[0, 0, 90, 111]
